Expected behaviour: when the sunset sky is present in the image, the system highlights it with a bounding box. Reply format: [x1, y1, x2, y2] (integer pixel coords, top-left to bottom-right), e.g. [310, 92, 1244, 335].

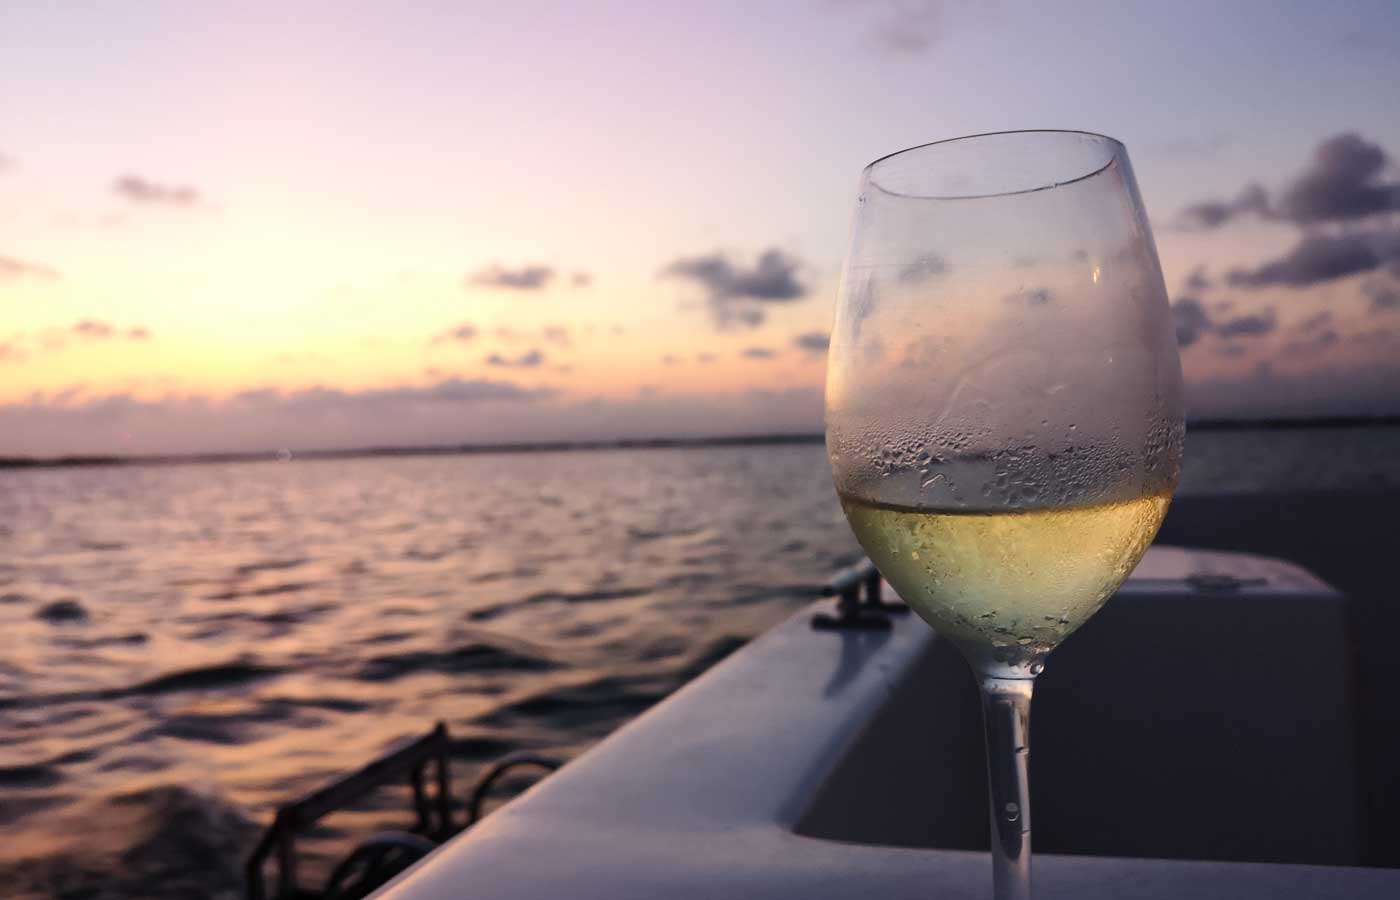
[3, 1, 1400, 456]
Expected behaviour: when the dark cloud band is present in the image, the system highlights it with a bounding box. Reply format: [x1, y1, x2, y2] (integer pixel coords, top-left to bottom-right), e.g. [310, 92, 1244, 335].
[468, 264, 556, 290]
[486, 349, 545, 368]
[663, 247, 809, 329]
[113, 175, 201, 206]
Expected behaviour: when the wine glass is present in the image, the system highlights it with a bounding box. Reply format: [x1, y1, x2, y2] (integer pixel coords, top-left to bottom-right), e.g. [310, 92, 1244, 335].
[825, 130, 1183, 900]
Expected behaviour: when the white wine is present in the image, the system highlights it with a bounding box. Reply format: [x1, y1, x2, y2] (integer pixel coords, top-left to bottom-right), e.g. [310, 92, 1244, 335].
[839, 492, 1170, 673]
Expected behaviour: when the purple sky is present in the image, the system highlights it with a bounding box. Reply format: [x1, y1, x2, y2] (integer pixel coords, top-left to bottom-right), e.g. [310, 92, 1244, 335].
[2, 1, 1399, 455]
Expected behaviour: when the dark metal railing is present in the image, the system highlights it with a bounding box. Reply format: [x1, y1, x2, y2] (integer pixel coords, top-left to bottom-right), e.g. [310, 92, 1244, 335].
[246, 722, 563, 900]
[246, 723, 455, 900]
[466, 753, 562, 824]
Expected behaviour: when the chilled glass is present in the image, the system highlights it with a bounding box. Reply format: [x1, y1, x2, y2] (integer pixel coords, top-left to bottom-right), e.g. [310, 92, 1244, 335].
[825, 130, 1184, 899]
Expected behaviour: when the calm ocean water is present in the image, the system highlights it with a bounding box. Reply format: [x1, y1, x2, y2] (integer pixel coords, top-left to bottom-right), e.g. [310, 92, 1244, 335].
[3, 427, 1399, 899]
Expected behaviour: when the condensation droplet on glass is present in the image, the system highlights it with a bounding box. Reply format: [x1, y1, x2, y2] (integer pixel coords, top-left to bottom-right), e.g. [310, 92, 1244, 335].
[1004, 802, 1021, 821]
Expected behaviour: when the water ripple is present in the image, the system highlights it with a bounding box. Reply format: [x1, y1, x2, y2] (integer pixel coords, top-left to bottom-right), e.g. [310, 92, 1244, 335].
[0, 444, 876, 897]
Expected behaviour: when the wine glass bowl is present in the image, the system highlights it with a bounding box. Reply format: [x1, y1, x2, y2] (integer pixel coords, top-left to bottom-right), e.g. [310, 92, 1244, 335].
[825, 130, 1184, 899]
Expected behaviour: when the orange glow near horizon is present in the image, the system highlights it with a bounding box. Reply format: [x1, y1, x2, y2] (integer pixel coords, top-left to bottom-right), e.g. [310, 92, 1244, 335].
[0, 202, 836, 409]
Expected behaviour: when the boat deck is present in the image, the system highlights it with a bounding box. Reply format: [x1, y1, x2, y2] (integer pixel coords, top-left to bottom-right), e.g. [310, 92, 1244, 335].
[370, 546, 1397, 898]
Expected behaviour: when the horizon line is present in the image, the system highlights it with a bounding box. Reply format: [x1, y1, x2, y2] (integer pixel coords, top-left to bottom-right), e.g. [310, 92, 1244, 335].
[3, 414, 1399, 470]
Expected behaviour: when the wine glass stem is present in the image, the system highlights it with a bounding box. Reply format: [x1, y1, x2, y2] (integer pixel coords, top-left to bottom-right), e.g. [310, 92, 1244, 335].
[979, 675, 1035, 900]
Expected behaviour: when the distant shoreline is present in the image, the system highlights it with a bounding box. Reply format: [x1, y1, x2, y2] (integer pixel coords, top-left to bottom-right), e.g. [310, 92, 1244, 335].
[3, 415, 1398, 470]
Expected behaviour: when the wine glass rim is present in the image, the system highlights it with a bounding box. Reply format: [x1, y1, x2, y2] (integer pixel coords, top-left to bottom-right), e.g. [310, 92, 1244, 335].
[863, 129, 1127, 201]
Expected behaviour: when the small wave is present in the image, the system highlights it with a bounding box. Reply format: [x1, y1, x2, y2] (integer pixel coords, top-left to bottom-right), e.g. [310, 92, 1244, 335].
[531, 586, 651, 605]
[355, 642, 559, 682]
[125, 661, 284, 697]
[35, 598, 88, 623]
[381, 603, 429, 617]
[95, 755, 170, 775]
[468, 586, 650, 621]
[141, 694, 354, 746]
[553, 618, 622, 639]
[679, 552, 737, 567]
[249, 581, 319, 596]
[204, 581, 318, 601]
[0, 792, 72, 828]
[254, 603, 336, 626]
[144, 713, 269, 746]
[403, 546, 453, 562]
[635, 635, 688, 662]
[79, 540, 127, 552]
[352, 629, 420, 646]
[167, 576, 215, 587]
[178, 610, 241, 626]
[40, 705, 99, 727]
[53, 631, 149, 649]
[657, 572, 720, 593]
[267, 695, 373, 713]
[0, 664, 282, 710]
[47, 748, 99, 766]
[233, 558, 309, 577]
[625, 523, 708, 543]
[0, 764, 64, 788]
